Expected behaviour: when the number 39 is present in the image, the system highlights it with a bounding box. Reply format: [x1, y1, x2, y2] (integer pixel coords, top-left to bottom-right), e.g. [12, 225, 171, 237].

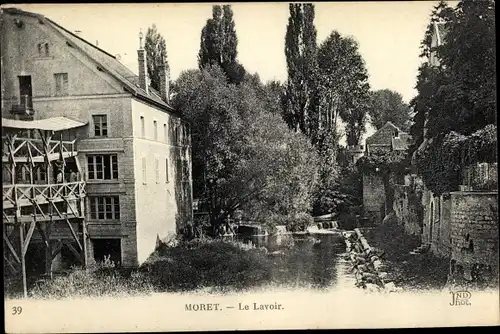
[12, 306, 22, 315]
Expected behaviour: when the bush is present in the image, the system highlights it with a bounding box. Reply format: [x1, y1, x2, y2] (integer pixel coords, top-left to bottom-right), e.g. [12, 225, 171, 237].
[140, 238, 273, 292]
[28, 261, 155, 300]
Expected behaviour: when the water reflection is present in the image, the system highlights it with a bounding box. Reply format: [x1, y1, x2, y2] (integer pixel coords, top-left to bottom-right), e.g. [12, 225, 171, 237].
[233, 233, 346, 289]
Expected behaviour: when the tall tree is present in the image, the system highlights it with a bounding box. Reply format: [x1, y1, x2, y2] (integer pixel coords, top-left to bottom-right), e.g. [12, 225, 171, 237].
[283, 3, 319, 137]
[410, 0, 495, 148]
[144, 24, 169, 92]
[198, 5, 245, 84]
[317, 31, 371, 147]
[410, 0, 497, 195]
[172, 65, 319, 234]
[368, 89, 412, 131]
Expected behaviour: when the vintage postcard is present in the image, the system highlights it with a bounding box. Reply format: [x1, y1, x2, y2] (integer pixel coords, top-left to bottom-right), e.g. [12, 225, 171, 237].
[2, 1, 498, 332]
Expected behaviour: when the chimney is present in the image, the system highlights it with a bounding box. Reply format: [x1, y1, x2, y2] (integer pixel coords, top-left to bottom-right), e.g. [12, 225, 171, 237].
[159, 63, 169, 103]
[137, 29, 149, 94]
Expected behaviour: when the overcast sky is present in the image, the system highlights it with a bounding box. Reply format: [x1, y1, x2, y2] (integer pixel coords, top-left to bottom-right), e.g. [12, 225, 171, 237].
[9, 1, 454, 143]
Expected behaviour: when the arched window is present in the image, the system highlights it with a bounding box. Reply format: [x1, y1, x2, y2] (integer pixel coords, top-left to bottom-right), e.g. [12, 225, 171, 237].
[44, 43, 50, 56]
[37, 43, 42, 55]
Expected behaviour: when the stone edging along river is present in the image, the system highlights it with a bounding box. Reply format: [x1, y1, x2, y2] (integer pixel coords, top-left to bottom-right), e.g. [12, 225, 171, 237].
[342, 228, 402, 293]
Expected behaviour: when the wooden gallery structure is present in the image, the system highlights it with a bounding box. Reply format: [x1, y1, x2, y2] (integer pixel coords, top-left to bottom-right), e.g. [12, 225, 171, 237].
[2, 117, 88, 297]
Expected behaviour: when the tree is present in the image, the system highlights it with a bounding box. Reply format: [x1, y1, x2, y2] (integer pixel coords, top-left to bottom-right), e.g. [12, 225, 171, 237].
[283, 3, 319, 136]
[172, 65, 319, 235]
[317, 31, 371, 147]
[198, 5, 245, 84]
[410, 0, 497, 195]
[430, 0, 496, 137]
[144, 24, 169, 92]
[368, 89, 412, 131]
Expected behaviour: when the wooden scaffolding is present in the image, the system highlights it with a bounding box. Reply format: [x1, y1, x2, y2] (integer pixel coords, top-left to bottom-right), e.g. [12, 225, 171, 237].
[2, 117, 88, 297]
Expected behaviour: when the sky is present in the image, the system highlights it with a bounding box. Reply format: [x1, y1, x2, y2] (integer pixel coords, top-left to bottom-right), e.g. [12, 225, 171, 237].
[7, 1, 453, 143]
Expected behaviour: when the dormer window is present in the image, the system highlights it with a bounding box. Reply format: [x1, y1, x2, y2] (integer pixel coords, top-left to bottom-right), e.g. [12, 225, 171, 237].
[37, 42, 50, 57]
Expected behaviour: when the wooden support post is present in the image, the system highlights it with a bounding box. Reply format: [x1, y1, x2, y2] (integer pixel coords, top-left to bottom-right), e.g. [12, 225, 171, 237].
[19, 224, 27, 298]
[37, 223, 52, 278]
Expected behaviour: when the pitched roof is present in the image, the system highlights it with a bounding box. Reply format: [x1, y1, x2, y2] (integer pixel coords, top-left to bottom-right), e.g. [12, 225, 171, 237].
[2, 116, 87, 131]
[366, 121, 404, 145]
[1, 7, 176, 114]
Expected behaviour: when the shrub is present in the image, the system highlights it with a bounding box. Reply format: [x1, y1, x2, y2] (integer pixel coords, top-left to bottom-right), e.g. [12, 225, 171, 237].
[140, 238, 272, 292]
[28, 262, 155, 300]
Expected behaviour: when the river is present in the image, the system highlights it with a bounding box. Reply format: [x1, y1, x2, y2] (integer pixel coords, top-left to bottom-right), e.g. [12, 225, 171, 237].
[234, 232, 350, 290]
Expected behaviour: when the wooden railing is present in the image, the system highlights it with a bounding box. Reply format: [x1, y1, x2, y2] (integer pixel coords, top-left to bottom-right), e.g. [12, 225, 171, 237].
[2, 136, 77, 161]
[3, 181, 86, 209]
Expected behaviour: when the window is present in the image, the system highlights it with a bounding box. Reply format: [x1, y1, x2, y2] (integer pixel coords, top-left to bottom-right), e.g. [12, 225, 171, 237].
[155, 157, 160, 183]
[142, 157, 147, 184]
[174, 126, 179, 145]
[163, 124, 167, 143]
[153, 120, 158, 141]
[89, 196, 120, 220]
[54, 73, 68, 96]
[165, 158, 169, 183]
[87, 155, 118, 180]
[37, 42, 49, 56]
[93, 115, 108, 137]
[140, 116, 145, 138]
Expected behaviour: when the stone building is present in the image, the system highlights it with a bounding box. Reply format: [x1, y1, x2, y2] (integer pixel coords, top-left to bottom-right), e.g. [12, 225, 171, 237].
[1, 7, 193, 276]
[362, 121, 412, 222]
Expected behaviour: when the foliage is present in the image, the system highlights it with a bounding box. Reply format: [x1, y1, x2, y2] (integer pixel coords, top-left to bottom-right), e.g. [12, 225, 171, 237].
[410, 0, 497, 194]
[244, 74, 284, 116]
[141, 238, 272, 292]
[198, 5, 245, 84]
[172, 65, 319, 233]
[428, 0, 496, 137]
[410, 0, 496, 145]
[317, 31, 371, 146]
[415, 124, 497, 195]
[283, 3, 319, 136]
[368, 89, 412, 132]
[357, 150, 408, 176]
[28, 261, 155, 299]
[144, 24, 169, 92]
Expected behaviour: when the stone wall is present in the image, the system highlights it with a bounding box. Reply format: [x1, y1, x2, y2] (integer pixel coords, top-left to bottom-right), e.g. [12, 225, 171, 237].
[362, 173, 385, 222]
[393, 184, 423, 238]
[450, 191, 498, 269]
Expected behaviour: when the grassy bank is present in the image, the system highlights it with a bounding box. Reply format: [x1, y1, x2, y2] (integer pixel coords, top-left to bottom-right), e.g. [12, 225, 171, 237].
[9, 237, 311, 299]
[361, 220, 450, 291]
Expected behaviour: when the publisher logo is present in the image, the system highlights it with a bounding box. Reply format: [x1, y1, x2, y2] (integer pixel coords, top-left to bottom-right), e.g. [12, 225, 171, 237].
[449, 290, 472, 306]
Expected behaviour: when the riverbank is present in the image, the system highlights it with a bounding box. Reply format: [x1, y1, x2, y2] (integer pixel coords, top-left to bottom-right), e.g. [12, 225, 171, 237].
[359, 221, 450, 291]
[7, 235, 345, 299]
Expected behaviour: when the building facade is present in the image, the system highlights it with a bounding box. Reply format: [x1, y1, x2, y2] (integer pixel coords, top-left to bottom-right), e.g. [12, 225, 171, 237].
[1, 8, 193, 273]
[362, 121, 412, 222]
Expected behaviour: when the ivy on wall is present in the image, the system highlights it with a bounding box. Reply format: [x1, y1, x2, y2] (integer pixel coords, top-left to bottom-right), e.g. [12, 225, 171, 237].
[415, 124, 497, 195]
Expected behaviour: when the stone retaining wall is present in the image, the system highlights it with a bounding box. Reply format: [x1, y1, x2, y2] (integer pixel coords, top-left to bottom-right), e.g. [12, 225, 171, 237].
[342, 228, 401, 293]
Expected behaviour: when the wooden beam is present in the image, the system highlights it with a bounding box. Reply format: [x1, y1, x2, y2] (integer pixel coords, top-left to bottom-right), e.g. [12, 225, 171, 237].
[4, 254, 18, 275]
[3, 230, 21, 264]
[51, 240, 63, 260]
[19, 224, 27, 298]
[22, 221, 36, 257]
[65, 242, 84, 265]
[64, 218, 83, 251]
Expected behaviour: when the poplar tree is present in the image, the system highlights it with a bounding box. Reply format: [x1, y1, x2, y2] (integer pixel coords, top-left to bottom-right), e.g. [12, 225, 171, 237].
[198, 5, 245, 84]
[144, 24, 170, 92]
[283, 3, 319, 137]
